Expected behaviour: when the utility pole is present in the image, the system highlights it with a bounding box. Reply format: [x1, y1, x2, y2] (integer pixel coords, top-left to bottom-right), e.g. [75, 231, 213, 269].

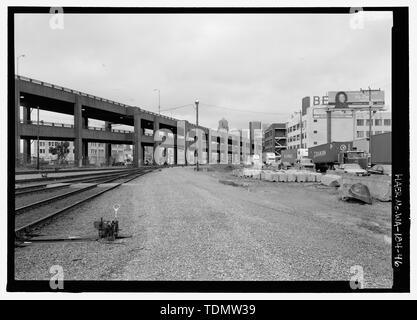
[299, 109, 303, 148]
[360, 87, 381, 153]
[36, 106, 40, 170]
[16, 54, 25, 76]
[195, 100, 199, 171]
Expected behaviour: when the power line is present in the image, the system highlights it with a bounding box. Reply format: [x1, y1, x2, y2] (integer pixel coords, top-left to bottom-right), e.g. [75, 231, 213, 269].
[160, 103, 194, 112]
[201, 102, 289, 115]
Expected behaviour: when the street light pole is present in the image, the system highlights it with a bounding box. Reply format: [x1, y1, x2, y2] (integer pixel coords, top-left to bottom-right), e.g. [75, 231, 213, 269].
[37, 106, 40, 170]
[154, 89, 160, 114]
[360, 87, 381, 153]
[195, 100, 199, 172]
[299, 109, 303, 148]
[16, 54, 25, 76]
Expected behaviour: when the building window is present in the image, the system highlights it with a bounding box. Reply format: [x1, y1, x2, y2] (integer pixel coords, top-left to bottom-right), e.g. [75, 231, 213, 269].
[357, 119, 364, 126]
[384, 119, 391, 126]
[314, 142, 317, 145]
[40, 149, 45, 154]
[357, 131, 364, 138]
[313, 130, 317, 134]
[375, 119, 382, 126]
[313, 119, 317, 123]
[366, 119, 373, 126]
[375, 131, 382, 134]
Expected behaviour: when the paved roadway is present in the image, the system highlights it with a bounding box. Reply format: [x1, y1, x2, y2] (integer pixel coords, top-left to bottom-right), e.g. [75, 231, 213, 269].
[15, 167, 392, 287]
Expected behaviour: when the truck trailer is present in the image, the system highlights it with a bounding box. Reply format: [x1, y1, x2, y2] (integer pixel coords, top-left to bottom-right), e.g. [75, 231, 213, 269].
[280, 149, 298, 165]
[308, 141, 368, 172]
[370, 132, 391, 165]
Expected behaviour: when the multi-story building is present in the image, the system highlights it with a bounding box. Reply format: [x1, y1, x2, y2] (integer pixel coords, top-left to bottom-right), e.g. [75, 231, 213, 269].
[32, 140, 75, 163]
[263, 123, 287, 157]
[31, 140, 132, 165]
[218, 118, 229, 132]
[249, 121, 262, 155]
[286, 95, 391, 150]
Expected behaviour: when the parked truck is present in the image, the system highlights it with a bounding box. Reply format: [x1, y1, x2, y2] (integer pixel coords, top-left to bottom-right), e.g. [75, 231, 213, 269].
[308, 141, 368, 172]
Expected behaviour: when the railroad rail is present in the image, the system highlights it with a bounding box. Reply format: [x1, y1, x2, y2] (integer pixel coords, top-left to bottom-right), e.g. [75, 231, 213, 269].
[15, 168, 138, 185]
[14, 168, 154, 238]
[15, 168, 142, 196]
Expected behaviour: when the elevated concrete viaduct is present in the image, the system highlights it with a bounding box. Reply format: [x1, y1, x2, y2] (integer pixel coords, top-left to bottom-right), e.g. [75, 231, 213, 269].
[15, 76, 252, 167]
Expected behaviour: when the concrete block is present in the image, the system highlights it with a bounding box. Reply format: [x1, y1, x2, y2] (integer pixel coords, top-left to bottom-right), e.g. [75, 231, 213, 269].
[263, 171, 274, 181]
[286, 171, 296, 182]
[295, 172, 307, 182]
[340, 175, 391, 201]
[277, 172, 287, 182]
[306, 172, 316, 182]
[314, 173, 322, 182]
[321, 174, 342, 187]
[271, 172, 279, 182]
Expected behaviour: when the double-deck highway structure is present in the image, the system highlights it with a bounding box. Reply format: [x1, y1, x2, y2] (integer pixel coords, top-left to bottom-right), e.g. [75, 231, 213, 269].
[14, 75, 255, 167]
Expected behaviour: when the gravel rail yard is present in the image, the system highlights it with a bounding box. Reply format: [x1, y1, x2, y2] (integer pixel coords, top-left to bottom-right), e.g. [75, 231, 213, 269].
[15, 167, 392, 288]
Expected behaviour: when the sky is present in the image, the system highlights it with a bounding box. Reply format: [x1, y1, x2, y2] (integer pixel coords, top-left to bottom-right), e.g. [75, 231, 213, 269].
[15, 12, 392, 130]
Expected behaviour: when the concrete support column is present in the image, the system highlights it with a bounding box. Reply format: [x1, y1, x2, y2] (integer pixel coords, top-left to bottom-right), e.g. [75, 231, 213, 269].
[24, 139, 31, 163]
[326, 110, 332, 143]
[15, 80, 21, 165]
[22, 107, 31, 163]
[104, 121, 112, 166]
[74, 95, 83, 167]
[82, 140, 89, 165]
[106, 143, 112, 166]
[175, 120, 186, 165]
[133, 109, 143, 167]
[153, 117, 160, 165]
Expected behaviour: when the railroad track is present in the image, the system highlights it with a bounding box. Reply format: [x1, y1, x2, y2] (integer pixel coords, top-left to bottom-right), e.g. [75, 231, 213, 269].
[14, 168, 141, 196]
[15, 167, 138, 186]
[14, 168, 154, 238]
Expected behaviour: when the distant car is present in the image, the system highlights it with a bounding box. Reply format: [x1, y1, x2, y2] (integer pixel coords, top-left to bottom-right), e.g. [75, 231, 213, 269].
[113, 161, 126, 166]
[295, 158, 315, 171]
[339, 163, 369, 176]
[367, 164, 392, 176]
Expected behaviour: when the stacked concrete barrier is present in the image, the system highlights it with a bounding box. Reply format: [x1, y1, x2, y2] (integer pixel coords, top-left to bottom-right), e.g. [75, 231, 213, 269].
[286, 171, 297, 182]
[295, 172, 307, 182]
[231, 168, 323, 184]
[263, 171, 275, 181]
[271, 172, 280, 182]
[307, 173, 317, 182]
[280, 172, 288, 182]
[314, 173, 322, 183]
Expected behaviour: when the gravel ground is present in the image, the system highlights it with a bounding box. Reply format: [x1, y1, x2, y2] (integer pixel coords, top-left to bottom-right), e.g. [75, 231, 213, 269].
[14, 167, 392, 287]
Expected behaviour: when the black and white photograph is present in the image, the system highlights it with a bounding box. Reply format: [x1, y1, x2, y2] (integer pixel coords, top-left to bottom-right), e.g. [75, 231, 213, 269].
[1, 1, 414, 301]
